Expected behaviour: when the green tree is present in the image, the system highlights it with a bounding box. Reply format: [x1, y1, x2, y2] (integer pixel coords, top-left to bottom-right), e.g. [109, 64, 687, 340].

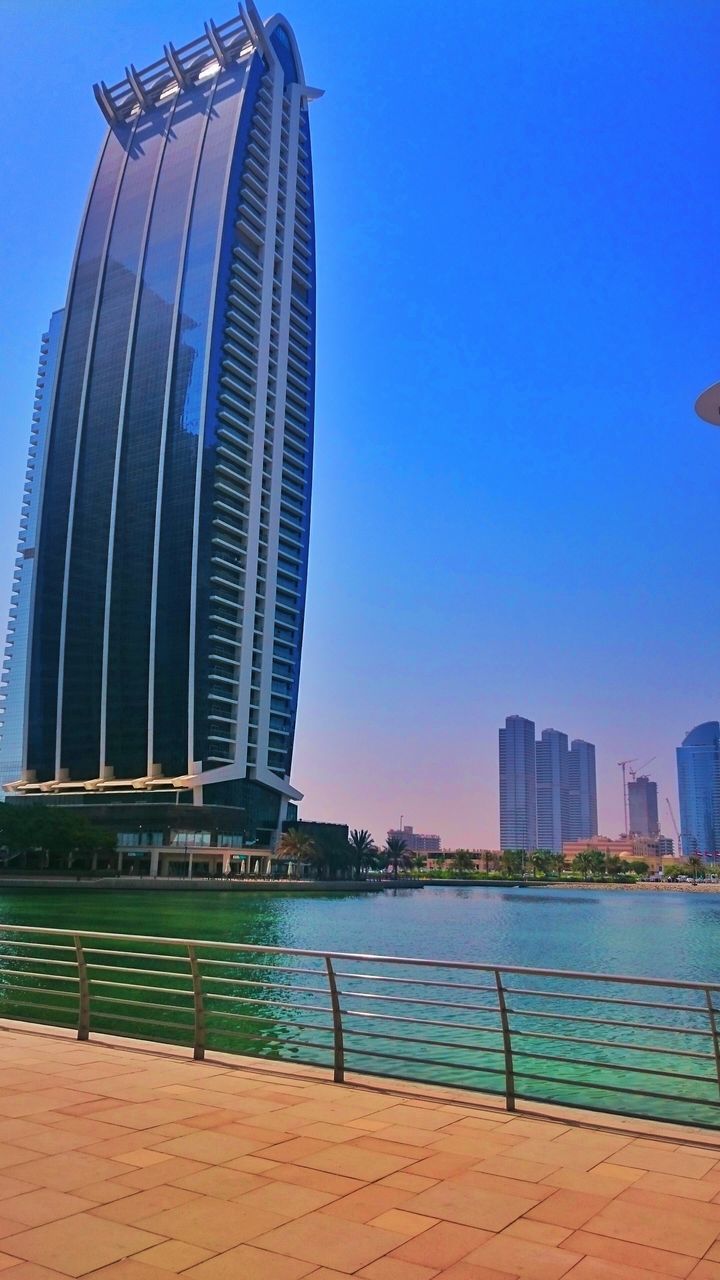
[384, 834, 409, 880]
[573, 848, 606, 880]
[500, 849, 526, 878]
[529, 849, 555, 878]
[450, 850, 475, 875]
[348, 829, 377, 879]
[276, 829, 321, 876]
[687, 855, 705, 884]
[604, 854, 625, 878]
[625, 859, 650, 877]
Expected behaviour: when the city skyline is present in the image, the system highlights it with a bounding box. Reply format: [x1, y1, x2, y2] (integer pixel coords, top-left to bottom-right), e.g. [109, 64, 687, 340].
[0, 1, 718, 848]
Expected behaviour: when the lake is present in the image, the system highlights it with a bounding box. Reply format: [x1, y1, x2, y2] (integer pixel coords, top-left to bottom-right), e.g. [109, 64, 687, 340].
[0, 885, 717, 1129]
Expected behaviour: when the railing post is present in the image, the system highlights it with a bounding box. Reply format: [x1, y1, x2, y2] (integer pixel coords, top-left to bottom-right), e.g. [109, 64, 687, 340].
[73, 935, 90, 1042]
[325, 956, 345, 1083]
[187, 945, 205, 1061]
[705, 989, 720, 1096]
[494, 968, 515, 1111]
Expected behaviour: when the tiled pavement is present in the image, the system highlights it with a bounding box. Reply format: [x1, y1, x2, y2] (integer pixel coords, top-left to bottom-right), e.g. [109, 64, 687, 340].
[0, 1027, 715, 1278]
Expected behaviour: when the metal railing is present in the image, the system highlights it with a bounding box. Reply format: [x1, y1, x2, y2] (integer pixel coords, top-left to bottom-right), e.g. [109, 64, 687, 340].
[0, 924, 718, 1129]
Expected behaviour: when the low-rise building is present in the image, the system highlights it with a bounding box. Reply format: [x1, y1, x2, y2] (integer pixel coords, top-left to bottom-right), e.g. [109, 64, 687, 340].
[388, 826, 441, 854]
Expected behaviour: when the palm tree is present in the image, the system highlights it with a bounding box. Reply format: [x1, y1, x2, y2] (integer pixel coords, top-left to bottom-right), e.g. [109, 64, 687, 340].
[384, 834, 409, 880]
[276, 829, 320, 877]
[450, 850, 475, 875]
[687, 854, 705, 884]
[348, 829, 377, 879]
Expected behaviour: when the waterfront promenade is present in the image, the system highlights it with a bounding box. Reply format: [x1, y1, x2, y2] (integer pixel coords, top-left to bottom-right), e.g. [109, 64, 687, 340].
[0, 1024, 716, 1277]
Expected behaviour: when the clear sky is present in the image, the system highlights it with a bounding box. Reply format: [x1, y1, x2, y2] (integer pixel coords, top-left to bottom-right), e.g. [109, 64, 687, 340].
[1, 1, 718, 849]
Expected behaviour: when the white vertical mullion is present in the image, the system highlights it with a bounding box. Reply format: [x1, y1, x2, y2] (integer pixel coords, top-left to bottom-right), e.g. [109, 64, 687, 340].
[146, 81, 220, 780]
[255, 84, 300, 779]
[99, 98, 178, 777]
[234, 64, 283, 776]
[185, 71, 249, 787]
[54, 122, 138, 780]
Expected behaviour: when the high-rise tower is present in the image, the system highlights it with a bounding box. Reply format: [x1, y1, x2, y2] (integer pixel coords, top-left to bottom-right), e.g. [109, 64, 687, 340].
[628, 775, 659, 837]
[677, 722, 720, 857]
[499, 715, 537, 852]
[567, 739, 598, 840]
[536, 728, 569, 854]
[1, 6, 319, 844]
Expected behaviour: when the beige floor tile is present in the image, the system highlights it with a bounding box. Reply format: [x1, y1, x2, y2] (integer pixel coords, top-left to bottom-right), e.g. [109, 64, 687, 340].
[1, 1212, 163, 1277]
[5, 1152, 129, 1191]
[581, 1196, 719, 1257]
[464, 1232, 581, 1278]
[0, 1090, 95, 1119]
[559, 1229, 694, 1277]
[0, 1174, 43, 1200]
[0, 1265, 72, 1279]
[394, 1180, 537, 1232]
[527, 1189, 615, 1229]
[233, 1179, 337, 1220]
[152, 1131, 260, 1164]
[89, 1102, 214, 1131]
[390, 1221, 491, 1269]
[369, 1210, 438, 1239]
[296, 1144, 415, 1181]
[381, 1174, 438, 1194]
[251, 1212, 405, 1272]
[254, 1138, 335, 1164]
[92, 1184, 198, 1224]
[686, 1262, 720, 1279]
[132, 1239, 214, 1272]
[633, 1170, 720, 1201]
[182, 1242, 315, 1279]
[357, 1258, 439, 1280]
[115, 1158, 209, 1191]
[80, 1263, 189, 1279]
[139, 1195, 285, 1251]
[171, 1165, 265, 1200]
[262, 1162, 363, 1197]
[543, 1168, 636, 1198]
[609, 1146, 716, 1179]
[505, 1219, 571, 1246]
[75, 1181, 139, 1205]
[0, 1189, 93, 1227]
[322, 1185, 417, 1224]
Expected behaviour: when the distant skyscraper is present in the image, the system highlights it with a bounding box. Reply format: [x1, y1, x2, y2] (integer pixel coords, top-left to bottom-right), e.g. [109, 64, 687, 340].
[567, 739, 598, 840]
[536, 729, 569, 854]
[677, 722, 720, 856]
[628, 775, 659, 837]
[0, 7, 318, 844]
[499, 715, 537, 851]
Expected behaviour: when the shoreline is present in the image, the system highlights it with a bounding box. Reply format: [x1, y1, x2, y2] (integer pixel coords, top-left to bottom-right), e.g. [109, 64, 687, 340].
[0, 877, 399, 893]
[542, 879, 720, 892]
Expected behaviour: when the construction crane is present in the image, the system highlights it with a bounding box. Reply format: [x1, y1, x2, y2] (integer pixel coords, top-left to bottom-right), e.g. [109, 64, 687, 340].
[617, 759, 638, 836]
[665, 798, 681, 857]
[628, 756, 657, 781]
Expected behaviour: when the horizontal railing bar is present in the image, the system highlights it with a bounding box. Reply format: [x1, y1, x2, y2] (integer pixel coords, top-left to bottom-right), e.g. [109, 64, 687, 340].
[341, 1007, 502, 1034]
[0, 940, 75, 952]
[344, 1043, 503, 1076]
[1, 926, 717, 991]
[513, 1067, 720, 1109]
[91, 995, 194, 1017]
[80, 947, 190, 964]
[336, 989, 498, 1014]
[88, 979, 195, 998]
[0, 969, 78, 984]
[0, 955, 77, 969]
[507, 1006, 713, 1037]
[204, 991, 331, 1014]
[213, 1025, 332, 1052]
[203, 1006, 331, 1027]
[86, 964, 191, 982]
[345, 1061, 505, 1096]
[90, 1009, 194, 1032]
[505, 985, 707, 1014]
[514, 1027, 715, 1060]
[342, 1023, 506, 1055]
[201, 974, 329, 997]
[0, 983, 76, 999]
[512, 1046, 714, 1083]
[199, 958, 322, 976]
[0, 1001, 77, 1017]
[334, 970, 498, 994]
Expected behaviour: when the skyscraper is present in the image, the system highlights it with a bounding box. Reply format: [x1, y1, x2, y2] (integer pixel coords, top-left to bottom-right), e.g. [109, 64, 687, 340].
[0, 5, 318, 844]
[628, 775, 659, 837]
[499, 715, 537, 851]
[567, 739, 598, 840]
[677, 722, 720, 856]
[536, 728, 569, 854]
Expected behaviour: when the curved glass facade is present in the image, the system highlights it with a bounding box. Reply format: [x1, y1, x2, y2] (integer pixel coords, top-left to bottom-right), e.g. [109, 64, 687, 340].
[6, 8, 317, 839]
[677, 721, 720, 856]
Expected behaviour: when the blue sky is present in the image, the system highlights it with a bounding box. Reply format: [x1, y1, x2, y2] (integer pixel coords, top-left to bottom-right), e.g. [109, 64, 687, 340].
[1, 1, 718, 847]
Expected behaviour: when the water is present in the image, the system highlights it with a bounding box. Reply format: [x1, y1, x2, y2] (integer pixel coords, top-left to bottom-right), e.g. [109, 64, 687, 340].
[0, 884, 717, 1128]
